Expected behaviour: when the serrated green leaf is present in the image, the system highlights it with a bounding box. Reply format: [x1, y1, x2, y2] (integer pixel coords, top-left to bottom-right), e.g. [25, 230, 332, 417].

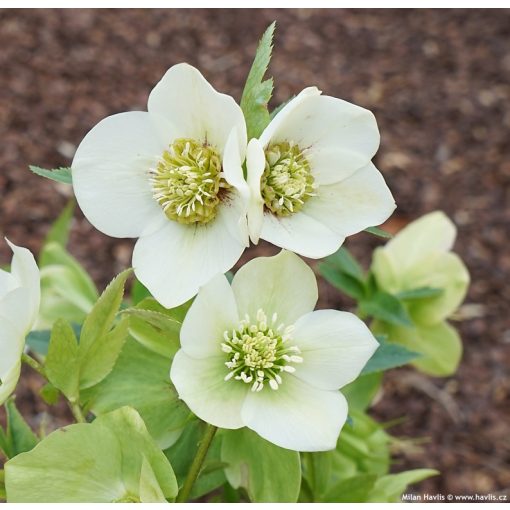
[29, 165, 72, 184]
[45, 319, 80, 401]
[361, 337, 419, 375]
[221, 427, 301, 502]
[321, 474, 378, 503]
[131, 278, 151, 304]
[26, 324, 81, 356]
[81, 337, 190, 449]
[79, 316, 129, 390]
[396, 286, 444, 301]
[367, 469, 439, 502]
[4, 407, 177, 502]
[43, 200, 75, 248]
[365, 226, 393, 239]
[359, 291, 413, 327]
[240, 22, 275, 140]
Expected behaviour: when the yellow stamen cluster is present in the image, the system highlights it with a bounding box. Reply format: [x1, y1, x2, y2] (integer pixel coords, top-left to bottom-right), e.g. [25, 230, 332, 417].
[221, 309, 303, 392]
[261, 141, 316, 216]
[151, 138, 229, 224]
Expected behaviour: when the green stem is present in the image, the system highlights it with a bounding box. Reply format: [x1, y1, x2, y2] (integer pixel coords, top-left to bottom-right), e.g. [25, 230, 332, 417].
[21, 352, 47, 378]
[176, 423, 218, 503]
[21, 353, 86, 424]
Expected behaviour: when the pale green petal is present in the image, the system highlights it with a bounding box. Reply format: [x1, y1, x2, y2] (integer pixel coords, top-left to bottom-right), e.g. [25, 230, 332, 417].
[170, 350, 246, 429]
[231, 250, 318, 326]
[241, 375, 348, 452]
[379, 211, 457, 273]
[375, 321, 462, 377]
[0, 360, 21, 406]
[180, 273, 239, 359]
[292, 310, 379, 390]
[246, 138, 266, 244]
[405, 252, 469, 324]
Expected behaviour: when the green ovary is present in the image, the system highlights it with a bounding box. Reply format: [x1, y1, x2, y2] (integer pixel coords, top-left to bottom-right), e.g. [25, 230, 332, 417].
[151, 138, 229, 225]
[221, 309, 303, 392]
[261, 141, 316, 216]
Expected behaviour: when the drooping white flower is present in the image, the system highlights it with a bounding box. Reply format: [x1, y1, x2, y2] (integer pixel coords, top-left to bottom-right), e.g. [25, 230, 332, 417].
[72, 64, 249, 308]
[246, 87, 396, 258]
[170, 251, 378, 451]
[0, 240, 40, 404]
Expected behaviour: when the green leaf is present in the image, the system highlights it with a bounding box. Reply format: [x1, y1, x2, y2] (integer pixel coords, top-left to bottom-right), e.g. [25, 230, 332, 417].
[240, 22, 275, 140]
[79, 316, 129, 390]
[45, 319, 80, 402]
[342, 372, 383, 411]
[123, 307, 181, 359]
[4, 407, 178, 503]
[26, 324, 81, 356]
[396, 286, 443, 301]
[365, 226, 393, 239]
[270, 95, 295, 119]
[221, 427, 301, 502]
[321, 474, 378, 502]
[79, 269, 132, 357]
[367, 469, 439, 502]
[39, 382, 60, 405]
[302, 451, 333, 501]
[131, 278, 151, 304]
[29, 165, 72, 184]
[361, 336, 419, 375]
[0, 399, 38, 459]
[0, 470, 5, 501]
[319, 247, 367, 300]
[43, 200, 75, 248]
[81, 336, 190, 449]
[359, 291, 413, 327]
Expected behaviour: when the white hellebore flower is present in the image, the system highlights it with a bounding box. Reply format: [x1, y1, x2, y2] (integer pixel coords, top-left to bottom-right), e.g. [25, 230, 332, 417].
[170, 251, 378, 451]
[72, 64, 249, 308]
[0, 240, 40, 404]
[246, 87, 396, 258]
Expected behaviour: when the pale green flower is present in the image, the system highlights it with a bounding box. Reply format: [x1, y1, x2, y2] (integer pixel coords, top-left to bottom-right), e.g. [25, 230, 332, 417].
[0, 240, 40, 404]
[170, 251, 378, 452]
[246, 87, 396, 258]
[72, 63, 249, 308]
[371, 211, 470, 376]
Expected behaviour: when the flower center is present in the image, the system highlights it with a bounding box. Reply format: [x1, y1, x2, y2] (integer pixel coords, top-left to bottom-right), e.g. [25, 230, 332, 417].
[150, 138, 229, 225]
[261, 141, 316, 216]
[221, 309, 303, 392]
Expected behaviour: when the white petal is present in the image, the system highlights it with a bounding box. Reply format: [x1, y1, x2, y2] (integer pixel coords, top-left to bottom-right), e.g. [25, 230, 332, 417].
[303, 162, 396, 238]
[231, 251, 317, 326]
[259, 209, 344, 259]
[148, 63, 247, 156]
[180, 274, 239, 359]
[292, 310, 379, 390]
[6, 240, 40, 330]
[0, 269, 16, 301]
[0, 316, 24, 381]
[0, 360, 21, 406]
[222, 129, 250, 247]
[260, 89, 379, 185]
[133, 202, 246, 309]
[245, 138, 266, 244]
[72, 111, 170, 238]
[170, 350, 246, 429]
[241, 375, 348, 451]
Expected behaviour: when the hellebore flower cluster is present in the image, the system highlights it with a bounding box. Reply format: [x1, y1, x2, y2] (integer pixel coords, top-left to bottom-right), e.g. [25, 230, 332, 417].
[72, 64, 395, 309]
[0, 240, 40, 404]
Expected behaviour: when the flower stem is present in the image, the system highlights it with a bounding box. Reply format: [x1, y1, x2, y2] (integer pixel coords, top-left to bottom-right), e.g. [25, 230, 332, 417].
[21, 353, 86, 424]
[176, 423, 218, 503]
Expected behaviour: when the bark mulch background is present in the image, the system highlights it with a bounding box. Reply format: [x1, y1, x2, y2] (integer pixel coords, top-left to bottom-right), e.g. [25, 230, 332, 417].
[1, 8, 509, 499]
